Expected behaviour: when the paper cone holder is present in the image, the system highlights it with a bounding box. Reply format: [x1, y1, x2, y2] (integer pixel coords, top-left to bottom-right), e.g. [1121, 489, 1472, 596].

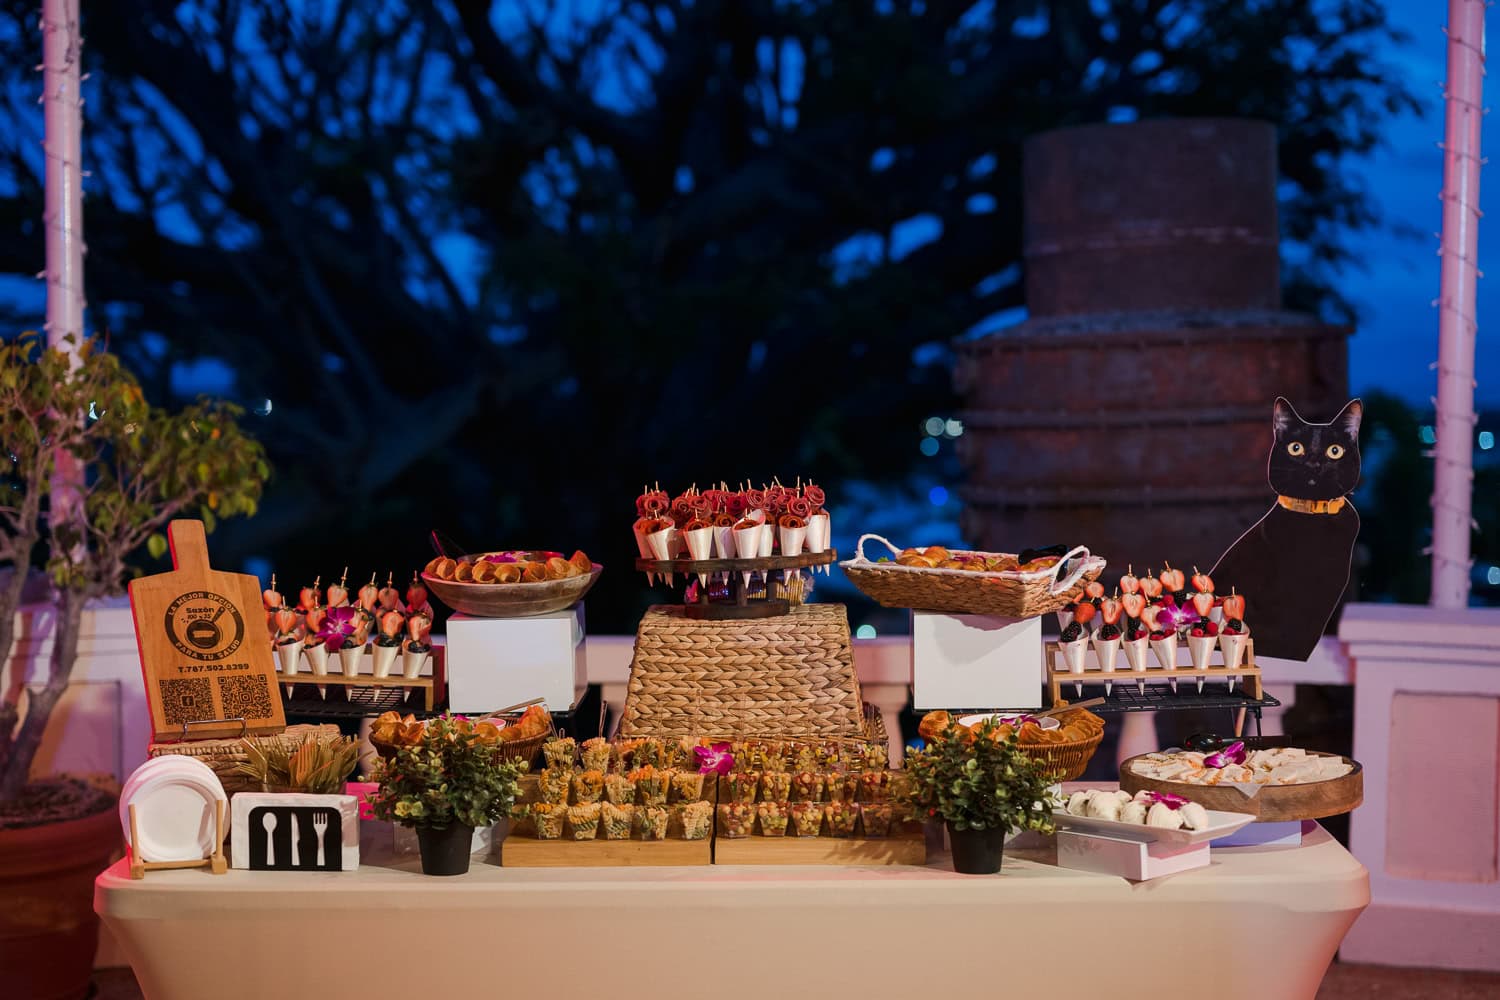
[1044, 638, 1263, 707]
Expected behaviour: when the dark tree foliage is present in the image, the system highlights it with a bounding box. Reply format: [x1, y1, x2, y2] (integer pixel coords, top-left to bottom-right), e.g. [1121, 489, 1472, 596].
[0, 1, 1419, 629]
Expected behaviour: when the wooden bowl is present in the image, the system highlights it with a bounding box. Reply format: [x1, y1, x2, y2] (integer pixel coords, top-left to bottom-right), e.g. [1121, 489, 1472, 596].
[422, 564, 602, 617]
[1119, 751, 1363, 822]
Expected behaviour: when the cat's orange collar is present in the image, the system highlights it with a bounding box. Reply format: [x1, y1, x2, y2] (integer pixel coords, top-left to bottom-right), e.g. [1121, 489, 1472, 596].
[1277, 495, 1347, 515]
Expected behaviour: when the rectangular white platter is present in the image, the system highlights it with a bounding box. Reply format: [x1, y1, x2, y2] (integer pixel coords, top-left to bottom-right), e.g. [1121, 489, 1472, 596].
[1051, 807, 1255, 846]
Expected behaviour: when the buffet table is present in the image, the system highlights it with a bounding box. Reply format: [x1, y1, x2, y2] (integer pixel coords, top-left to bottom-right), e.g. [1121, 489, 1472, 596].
[96, 823, 1367, 1000]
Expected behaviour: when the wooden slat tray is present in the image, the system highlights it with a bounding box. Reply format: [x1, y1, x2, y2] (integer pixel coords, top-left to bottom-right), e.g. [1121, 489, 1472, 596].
[1118, 751, 1363, 822]
[500, 836, 711, 867]
[714, 828, 926, 866]
[1047, 638, 1262, 705]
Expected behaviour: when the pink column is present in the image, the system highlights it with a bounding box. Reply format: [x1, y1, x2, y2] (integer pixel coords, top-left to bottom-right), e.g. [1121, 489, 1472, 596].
[1431, 0, 1486, 608]
[40, 0, 85, 523]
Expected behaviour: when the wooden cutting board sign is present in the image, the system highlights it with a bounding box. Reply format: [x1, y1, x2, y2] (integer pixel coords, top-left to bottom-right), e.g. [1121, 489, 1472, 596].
[129, 519, 285, 742]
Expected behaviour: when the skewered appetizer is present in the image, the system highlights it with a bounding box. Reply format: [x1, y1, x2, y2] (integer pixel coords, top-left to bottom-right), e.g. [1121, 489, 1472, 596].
[632, 480, 834, 566]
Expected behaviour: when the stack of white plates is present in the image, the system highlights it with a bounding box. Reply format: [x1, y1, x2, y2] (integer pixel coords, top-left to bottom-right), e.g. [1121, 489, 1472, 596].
[119, 756, 228, 863]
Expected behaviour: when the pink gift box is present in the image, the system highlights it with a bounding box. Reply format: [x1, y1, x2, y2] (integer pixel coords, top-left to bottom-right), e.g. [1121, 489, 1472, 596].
[346, 781, 378, 821]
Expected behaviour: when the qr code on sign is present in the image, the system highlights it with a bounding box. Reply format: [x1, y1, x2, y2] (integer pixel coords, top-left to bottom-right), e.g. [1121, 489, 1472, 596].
[159, 678, 213, 727]
[218, 674, 273, 721]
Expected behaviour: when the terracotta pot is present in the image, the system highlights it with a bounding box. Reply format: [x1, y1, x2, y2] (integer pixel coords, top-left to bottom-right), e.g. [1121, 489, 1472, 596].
[0, 797, 120, 1000]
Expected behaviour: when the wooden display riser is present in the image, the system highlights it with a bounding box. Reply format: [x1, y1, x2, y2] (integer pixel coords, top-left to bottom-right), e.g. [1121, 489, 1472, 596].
[499, 836, 711, 867]
[1046, 638, 1261, 706]
[279, 673, 435, 712]
[714, 828, 926, 866]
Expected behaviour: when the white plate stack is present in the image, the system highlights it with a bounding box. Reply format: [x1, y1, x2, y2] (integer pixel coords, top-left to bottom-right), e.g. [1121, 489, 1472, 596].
[119, 756, 228, 863]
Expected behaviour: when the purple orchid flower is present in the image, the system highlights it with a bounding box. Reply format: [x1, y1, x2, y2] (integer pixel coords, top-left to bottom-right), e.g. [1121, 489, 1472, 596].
[317, 605, 358, 650]
[694, 742, 734, 775]
[1145, 790, 1191, 809]
[1202, 740, 1247, 769]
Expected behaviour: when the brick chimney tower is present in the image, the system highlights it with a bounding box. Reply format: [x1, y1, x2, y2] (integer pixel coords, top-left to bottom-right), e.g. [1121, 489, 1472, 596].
[955, 119, 1351, 576]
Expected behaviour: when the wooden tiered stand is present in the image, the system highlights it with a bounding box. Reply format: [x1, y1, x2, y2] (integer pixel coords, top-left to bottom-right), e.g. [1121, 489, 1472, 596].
[634, 550, 836, 620]
[1046, 638, 1262, 705]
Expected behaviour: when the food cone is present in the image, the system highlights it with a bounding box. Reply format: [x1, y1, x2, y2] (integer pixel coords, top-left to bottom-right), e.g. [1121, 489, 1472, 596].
[402, 643, 429, 680]
[805, 513, 830, 554]
[276, 639, 303, 678]
[1150, 633, 1179, 692]
[1094, 634, 1121, 696]
[713, 525, 736, 560]
[683, 526, 713, 588]
[304, 641, 329, 677]
[758, 522, 774, 558]
[633, 517, 657, 584]
[779, 524, 806, 558]
[337, 643, 363, 678]
[371, 642, 399, 679]
[647, 526, 676, 586]
[1188, 635, 1216, 693]
[1123, 635, 1149, 694]
[1220, 629, 1250, 692]
[1062, 637, 1088, 697]
[733, 522, 760, 591]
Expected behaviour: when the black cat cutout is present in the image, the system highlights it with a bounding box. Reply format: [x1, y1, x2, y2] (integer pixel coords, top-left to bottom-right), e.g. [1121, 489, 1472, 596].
[1210, 397, 1362, 661]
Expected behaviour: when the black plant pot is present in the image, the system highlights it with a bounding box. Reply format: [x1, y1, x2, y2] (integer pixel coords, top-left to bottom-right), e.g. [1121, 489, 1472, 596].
[947, 823, 1006, 874]
[415, 823, 475, 876]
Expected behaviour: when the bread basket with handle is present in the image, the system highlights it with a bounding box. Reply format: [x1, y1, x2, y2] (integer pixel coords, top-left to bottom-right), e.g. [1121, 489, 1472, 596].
[840, 534, 1105, 618]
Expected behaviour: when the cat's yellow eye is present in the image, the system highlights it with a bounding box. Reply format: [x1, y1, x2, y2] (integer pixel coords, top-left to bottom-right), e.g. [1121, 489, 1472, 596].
[1287, 442, 1305, 456]
[1326, 444, 1346, 460]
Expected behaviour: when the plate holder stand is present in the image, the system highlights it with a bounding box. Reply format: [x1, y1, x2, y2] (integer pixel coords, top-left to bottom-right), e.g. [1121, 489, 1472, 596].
[127, 797, 228, 880]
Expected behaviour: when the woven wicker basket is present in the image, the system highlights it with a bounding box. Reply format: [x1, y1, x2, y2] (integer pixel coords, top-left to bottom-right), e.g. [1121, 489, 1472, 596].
[371, 718, 554, 770]
[148, 723, 342, 795]
[841, 534, 1106, 618]
[620, 604, 865, 740]
[1016, 730, 1105, 783]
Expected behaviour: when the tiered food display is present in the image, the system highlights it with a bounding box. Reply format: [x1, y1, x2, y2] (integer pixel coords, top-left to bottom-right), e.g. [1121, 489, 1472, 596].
[1049, 565, 1257, 702]
[631, 481, 835, 619]
[262, 570, 437, 706]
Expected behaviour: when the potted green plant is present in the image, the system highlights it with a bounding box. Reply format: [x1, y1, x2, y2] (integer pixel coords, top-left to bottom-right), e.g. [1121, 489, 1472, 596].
[0, 335, 267, 999]
[370, 717, 527, 876]
[900, 717, 1060, 874]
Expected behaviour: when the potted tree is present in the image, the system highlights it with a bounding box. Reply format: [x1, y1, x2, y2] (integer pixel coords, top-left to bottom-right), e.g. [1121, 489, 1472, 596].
[0, 335, 267, 999]
[370, 717, 527, 876]
[900, 717, 1060, 874]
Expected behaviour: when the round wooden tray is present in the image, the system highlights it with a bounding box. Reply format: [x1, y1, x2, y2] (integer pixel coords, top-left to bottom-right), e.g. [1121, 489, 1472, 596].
[633, 549, 837, 574]
[422, 564, 602, 617]
[1119, 751, 1363, 822]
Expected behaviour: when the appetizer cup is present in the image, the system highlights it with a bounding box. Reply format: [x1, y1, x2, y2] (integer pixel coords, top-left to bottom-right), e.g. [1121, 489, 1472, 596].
[276, 639, 304, 679]
[1187, 634, 1216, 692]
[778, 523, 806, 558]
[805, 512, 830, 551]
[401, 643, 429, 680]
[1094, 634, 1121, 696]
[370, 641, 399, 679]
[1123, 635, 1150, 695]
[303, 640, 329, 678]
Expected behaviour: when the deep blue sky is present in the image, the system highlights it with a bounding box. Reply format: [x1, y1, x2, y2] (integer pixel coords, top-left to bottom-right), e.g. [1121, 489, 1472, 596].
[0, 1, 1491, 411]
[1346, 0, 1498, 407]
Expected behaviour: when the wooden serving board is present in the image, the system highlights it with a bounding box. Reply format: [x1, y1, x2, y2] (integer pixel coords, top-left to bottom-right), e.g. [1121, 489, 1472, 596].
[500, 836, 711, 867]
[129, 520, 285, 742]
[714, 828, 927, 866]
[1118, 751, 1363, 822]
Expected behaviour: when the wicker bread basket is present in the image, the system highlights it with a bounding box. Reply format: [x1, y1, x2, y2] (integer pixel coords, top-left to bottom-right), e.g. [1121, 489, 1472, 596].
[841, 534, 1106, 618]
[149, 723, 343, 795]
[1016, 729, 1105, 783]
